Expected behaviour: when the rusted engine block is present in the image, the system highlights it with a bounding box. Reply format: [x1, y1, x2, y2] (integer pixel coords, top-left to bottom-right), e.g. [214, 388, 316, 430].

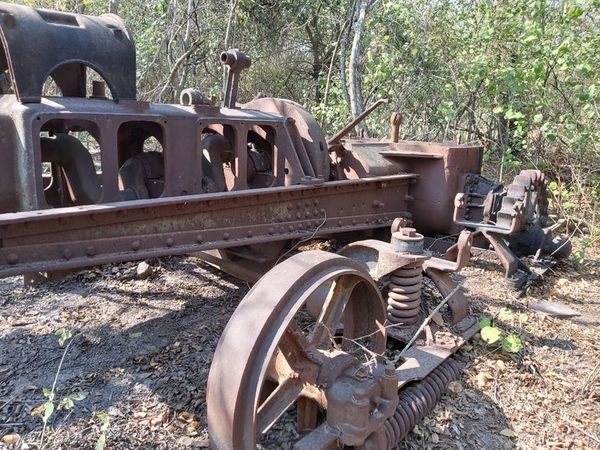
[0, 3, 571, 449]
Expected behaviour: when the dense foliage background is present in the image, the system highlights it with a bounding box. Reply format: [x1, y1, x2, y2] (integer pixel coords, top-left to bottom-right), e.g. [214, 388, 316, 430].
[10, 0, 600, 249]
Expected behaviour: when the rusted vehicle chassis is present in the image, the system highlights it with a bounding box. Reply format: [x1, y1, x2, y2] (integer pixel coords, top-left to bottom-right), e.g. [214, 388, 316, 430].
[0, 3, 570, 450]
[0, 175, 413, 277]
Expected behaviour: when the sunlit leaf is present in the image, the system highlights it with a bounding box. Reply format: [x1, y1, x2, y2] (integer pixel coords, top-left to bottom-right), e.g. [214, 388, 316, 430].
[480, 326, 502, 344]
[479, 317, 492, 328]
[502, 334, 523, 353]
[42, 401, 54, 423]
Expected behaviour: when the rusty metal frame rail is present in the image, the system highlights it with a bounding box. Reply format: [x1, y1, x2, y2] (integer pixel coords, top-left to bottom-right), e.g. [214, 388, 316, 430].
[0, 175, 414, 277]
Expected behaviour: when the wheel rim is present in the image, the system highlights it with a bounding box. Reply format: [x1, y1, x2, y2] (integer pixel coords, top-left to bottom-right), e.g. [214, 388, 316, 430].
[207, 250, 387, 450]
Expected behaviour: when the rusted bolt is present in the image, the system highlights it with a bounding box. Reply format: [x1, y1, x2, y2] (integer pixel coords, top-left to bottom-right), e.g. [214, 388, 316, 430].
[166, 238, 174, 247]
[400, 227, 417, 237]
[247, 230, 253, 237]
[196, 234, 203, 243]
[223, 232, 230, 240]
[391, 228, 424, 253]
[384, 365, 396, 378]
[86, 246, 96, 257]
[314, 199, 319, 205]
[268, 227, 275, 235]
[131, 240, 141, 251]
[7, 253, 18, 265]
[63, 249, 72, 260]
[296, 212, 302, 219]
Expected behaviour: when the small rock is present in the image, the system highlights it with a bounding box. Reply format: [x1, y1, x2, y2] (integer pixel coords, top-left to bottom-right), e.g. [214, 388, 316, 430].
[1, 434, 21, 445]
[136, 261, 153, 279]
[177, 436, 210, 448]
[447, 380, 463, 395]
[499, 428, 516, 438]
[133, 411, 147, 419]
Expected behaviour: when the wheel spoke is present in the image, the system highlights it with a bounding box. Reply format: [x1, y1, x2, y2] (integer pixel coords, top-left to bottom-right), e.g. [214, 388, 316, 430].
[309, 276, 357, 347]
[296, 397, 319, 432]
[257, 378, 304, 434]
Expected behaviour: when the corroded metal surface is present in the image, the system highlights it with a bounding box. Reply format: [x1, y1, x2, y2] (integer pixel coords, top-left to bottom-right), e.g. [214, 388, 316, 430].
[0, 4, 574, 449]
[0, 175, 412, 277]
[206, 251, 388, 449]
[0, 3, 135, 103]
[382, 358, 463, 449]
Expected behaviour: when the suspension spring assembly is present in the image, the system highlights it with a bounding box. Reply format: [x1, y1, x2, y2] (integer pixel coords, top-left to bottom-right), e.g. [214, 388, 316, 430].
[386, 264, 424, 326]
[383, 358, 463, 449]
[387, 227, 427, 326]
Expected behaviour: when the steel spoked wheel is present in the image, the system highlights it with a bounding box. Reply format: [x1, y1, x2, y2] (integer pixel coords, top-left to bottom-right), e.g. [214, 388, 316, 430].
[207, 250, 388, 450]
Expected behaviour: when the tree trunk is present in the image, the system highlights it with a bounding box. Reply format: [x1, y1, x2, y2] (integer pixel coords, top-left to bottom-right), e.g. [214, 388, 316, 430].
[223, 0, 239, 50]
[108, 0, 119, 15]
[339, 26, 351, 113]
[349, 0, 369, 136]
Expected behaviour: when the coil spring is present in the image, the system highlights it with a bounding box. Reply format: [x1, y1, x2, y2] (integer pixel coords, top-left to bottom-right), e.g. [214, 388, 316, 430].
[386, 264, 423, 326]
[383, 358, 463, 449]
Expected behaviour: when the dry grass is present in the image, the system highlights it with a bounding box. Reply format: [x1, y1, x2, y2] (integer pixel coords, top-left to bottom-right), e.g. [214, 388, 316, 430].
[0, 240, 598, 450]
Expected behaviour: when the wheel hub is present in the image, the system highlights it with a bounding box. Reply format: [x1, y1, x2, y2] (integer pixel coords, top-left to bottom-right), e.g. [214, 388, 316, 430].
[325, 357, 399, 446]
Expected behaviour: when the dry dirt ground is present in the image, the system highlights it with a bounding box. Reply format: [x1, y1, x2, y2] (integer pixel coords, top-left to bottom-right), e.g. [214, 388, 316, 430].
[0, 241, 598, 450]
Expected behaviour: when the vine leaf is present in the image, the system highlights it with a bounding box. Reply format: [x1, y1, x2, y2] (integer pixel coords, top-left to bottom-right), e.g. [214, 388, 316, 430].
[480, 326, 502, 344]
[502, 334, 523, 353]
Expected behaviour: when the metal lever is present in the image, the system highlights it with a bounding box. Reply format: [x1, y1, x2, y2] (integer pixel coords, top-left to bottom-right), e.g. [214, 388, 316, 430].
[221, 49, 251, 108]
